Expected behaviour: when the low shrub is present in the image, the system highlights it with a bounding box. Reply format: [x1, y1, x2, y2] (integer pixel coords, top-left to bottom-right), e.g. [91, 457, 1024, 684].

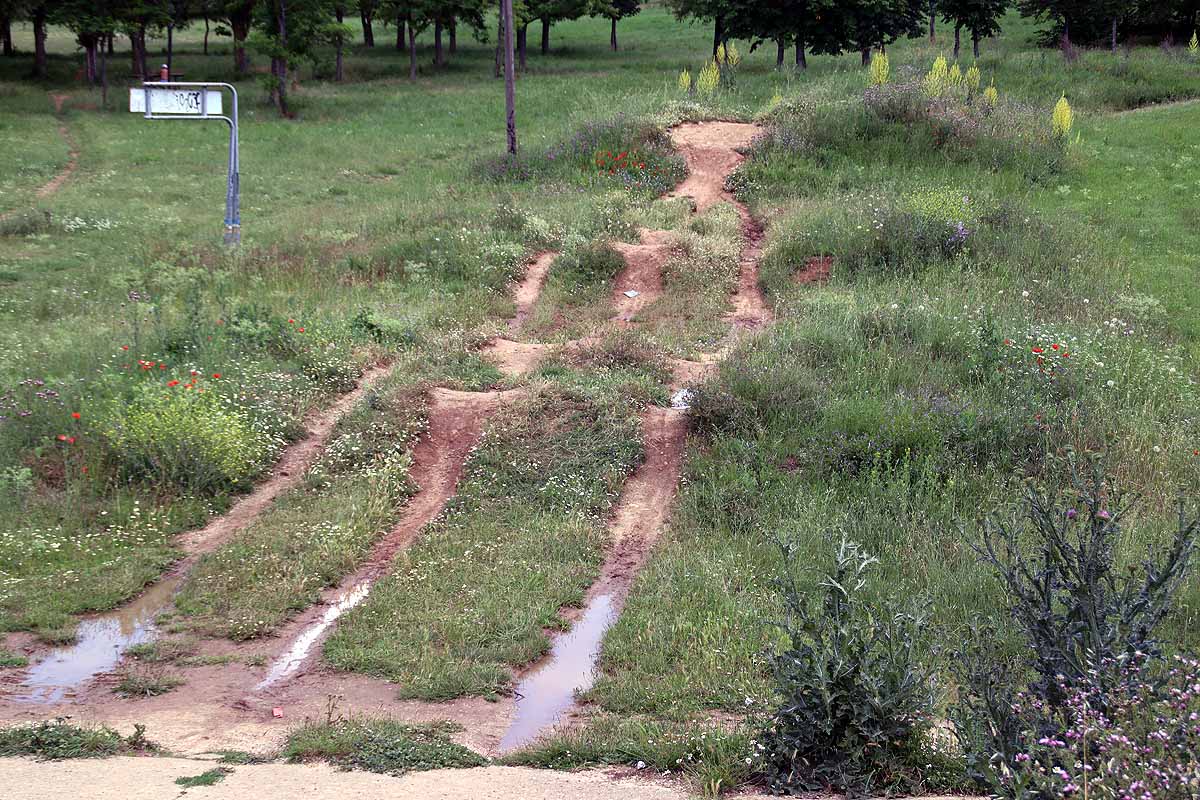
[102, 382, 283, 495]
[282, 717, 486, 775]
[0, 720, 142, 759]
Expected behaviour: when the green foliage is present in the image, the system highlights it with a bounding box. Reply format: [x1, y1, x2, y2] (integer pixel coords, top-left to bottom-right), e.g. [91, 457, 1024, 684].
[175, 767, 233, 787]
[101, 381, 282, 495]
[282, 717, 486, 775]
[0, 720, 130, 760]
[0, 649, 28, 667]
[759, 537, 939, 796]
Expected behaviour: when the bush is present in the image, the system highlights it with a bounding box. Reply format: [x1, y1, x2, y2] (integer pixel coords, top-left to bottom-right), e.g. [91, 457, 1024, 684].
[759, 537, 938, 796]
[103, 382, 282, 495]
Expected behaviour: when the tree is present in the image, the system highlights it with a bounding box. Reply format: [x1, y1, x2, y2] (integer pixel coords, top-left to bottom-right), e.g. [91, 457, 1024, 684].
[1016, 0, 1096, 47]
[252, 0, 331, 114]
[598, 0, 638, 51]
[664, 0, 738, 57]
[527, 0, 591, 54]
[940, 0, 1007, 57]
[28, 1, 49, 77]
[500, 0, 516, 153]
[0, 0, 19, 57]
[224, 1, 256, 76]
[358, 0, 377, 45]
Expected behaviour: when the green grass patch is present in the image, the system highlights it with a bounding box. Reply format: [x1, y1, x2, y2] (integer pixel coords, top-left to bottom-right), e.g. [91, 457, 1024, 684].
[175, 767, 233, 787]
[0, 720, 151, 760]
[282, 718, 486, 775]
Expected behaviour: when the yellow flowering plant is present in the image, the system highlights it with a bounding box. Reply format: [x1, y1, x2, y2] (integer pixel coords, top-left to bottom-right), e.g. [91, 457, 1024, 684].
[924, 56, 949, 96]
[869, 52, 890, 86]
[678, 68, 692, 93]
[696, 60, 720, 96]
[1051, 93, 1073, 140]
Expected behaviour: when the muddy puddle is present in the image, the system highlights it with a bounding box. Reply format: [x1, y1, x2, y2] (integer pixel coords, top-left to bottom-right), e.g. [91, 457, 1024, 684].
[254, 581, 371, 691]
[498, 593, 617, 753]
[12, 576, 181, 704]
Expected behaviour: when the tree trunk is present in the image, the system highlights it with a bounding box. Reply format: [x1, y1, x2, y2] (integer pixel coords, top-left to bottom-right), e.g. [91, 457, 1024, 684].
[335, 40, 344, 81]
[712, 15, 723, 57]
[434, 20, 444, 65]
[501, 0, 517, 154]
[861, 47, 870, 67]
[107, 33, 114, 55]
[408, 18, 417, 80]
[972, 29, 980, 58]
[82, 36, 98, 83]
[361, 11, 374, 47]
[611, 17, 618, 51]
[396, 14, 405, 50]
[1111, 17, 1118, 52]
[232, 11, 251, 75]
[796, 32, 807, 68]
[204, 17, 210, 54]
[929, 8, 935, 42]
[167, 24, 174, 75]
[336, 6, 343, 23]
[32, 8, 48, 78]
[518, 24, 527, 70]
[541, 18, 550, 55]
[450, 20, 457, 54]
[1, 17, 11, 57]
[953, 24, 961, 60]
[274, 0, 289, 116]
[130, 27, 148, 81]
[776, 39, 784, 68]
[100, 36, 108, 107]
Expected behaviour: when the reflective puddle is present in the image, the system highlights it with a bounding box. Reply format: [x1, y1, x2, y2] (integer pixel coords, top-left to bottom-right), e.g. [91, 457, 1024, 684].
[498, 593, 618, 753]
[12, 576, 182, 704]
[255, 581, 371, 691]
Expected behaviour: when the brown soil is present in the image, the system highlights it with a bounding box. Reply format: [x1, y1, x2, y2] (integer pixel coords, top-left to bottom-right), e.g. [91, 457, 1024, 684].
[667, 121, 759, 212]
[588, 407, 688, 605]
[728, 206, 774, 328]
[794, 255, 833, 285]
[669, 356, 720, 389]
[480, 338, 550, 377]
[610, 239, 672, 326]
[509, 251, 557, 333]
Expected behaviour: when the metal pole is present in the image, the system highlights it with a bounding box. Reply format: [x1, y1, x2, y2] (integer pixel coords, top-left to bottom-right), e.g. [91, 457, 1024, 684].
[224, 86, 240, 246]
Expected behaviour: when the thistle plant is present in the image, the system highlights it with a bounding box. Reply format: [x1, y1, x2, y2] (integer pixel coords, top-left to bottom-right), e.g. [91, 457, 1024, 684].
[924, 55, 949, 96]
[1051, 93, 1073, 140]
[965, 64, 981, 95]
[868, 51, 890, 86]
[677, 68, 692, 94]
[696, 60, 720, 97]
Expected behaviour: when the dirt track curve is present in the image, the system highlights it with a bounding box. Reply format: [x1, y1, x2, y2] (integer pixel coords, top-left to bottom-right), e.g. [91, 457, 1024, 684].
[0, 119, 775, 797]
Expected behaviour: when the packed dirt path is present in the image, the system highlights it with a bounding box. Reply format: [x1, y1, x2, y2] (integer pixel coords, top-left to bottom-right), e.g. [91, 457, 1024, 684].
[0, 94, 79, 223]
[0, 757, 794, 800]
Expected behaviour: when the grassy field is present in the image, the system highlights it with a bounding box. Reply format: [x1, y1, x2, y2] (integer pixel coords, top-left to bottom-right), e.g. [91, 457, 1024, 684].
[2, 4, 1200, 793]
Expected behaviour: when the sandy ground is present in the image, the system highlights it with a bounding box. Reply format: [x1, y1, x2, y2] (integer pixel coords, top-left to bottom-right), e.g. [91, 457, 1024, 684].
[0, 758, 766, 800]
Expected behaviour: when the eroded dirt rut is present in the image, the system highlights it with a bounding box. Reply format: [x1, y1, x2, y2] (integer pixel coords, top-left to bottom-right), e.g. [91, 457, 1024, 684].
[1, 120, 772, 771]
[498, 121, 769, 752]
[0, 94, 79, 223]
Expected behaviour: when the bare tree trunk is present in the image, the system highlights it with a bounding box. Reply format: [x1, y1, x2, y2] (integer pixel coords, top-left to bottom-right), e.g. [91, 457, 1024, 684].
[396, 13, 405, 50]
[712, 15, 722, 57]
[776, 39, 784, 68]
[274, 0, 289, 116]
[335, 39, 344, 80]
[449, 20, 457, 54]
[434, 20, 443, 65]
[361, 11, 374, 46]
[861, 47, 870, 67]
[972, 29, 980, 58]
[204, 17, 210, 54]
[100, 36, 108, 107]
[929, 4, 936, 42]
[167, 24, 174, 75]
[130, 27, 148, 80]
[1111, 17, 1118, 52]
[1, 17, 11, 57]
[232, 10, 251, 74]
[107, 33, 114, 55]
[611, 17, 618, 51]
[336, 5, 343, 23]
[82, 36, 98, 83]
[796, 31, 807, 68]
[33, 8, 48, 78]
[953, 23, 961, 59]
[541, 18, 549, 54]
[518, 24, 527, 70]
[407, 17, 417, 80]
[501, 0, 517, 154]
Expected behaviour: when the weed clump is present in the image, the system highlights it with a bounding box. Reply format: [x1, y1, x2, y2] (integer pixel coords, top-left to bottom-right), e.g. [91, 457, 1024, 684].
[0, 720, 153, 759]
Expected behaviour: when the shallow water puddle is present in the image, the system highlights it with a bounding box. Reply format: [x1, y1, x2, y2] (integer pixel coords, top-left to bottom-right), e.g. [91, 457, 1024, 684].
[12, 576, 182, 704]
[498, 593, 618, 753]
[254, 581, 371, 691]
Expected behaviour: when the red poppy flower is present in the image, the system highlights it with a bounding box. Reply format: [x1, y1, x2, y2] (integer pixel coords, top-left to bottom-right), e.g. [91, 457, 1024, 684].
[121, 345, 129, 351]
[71, 412, 81, 420]
[1003, 339, 1012, 346]
[57, 434, 68, 441]
[1031, 346, 1044, 354]
[1051, 344, 1060, 350]
[288, 318, 295, 324]
[167, 380, 180, 387]
[297, 327, 305, 333]
[212, 373, 221, 379]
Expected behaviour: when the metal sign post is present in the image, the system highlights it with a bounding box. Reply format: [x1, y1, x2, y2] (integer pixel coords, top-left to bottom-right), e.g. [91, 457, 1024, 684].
[130, 81, 241, 245]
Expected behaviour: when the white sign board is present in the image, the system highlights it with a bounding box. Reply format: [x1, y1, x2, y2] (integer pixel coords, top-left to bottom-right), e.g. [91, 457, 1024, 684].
[129, 88, 223, 116]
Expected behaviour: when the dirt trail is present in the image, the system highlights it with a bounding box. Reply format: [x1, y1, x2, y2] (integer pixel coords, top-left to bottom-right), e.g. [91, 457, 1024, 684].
[610, 237, 673, 326]
[0, 94, 79, 223]
[508, 251, 558, 332]
[251, 387, 515, 691]
[479, 337, 550, 377]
